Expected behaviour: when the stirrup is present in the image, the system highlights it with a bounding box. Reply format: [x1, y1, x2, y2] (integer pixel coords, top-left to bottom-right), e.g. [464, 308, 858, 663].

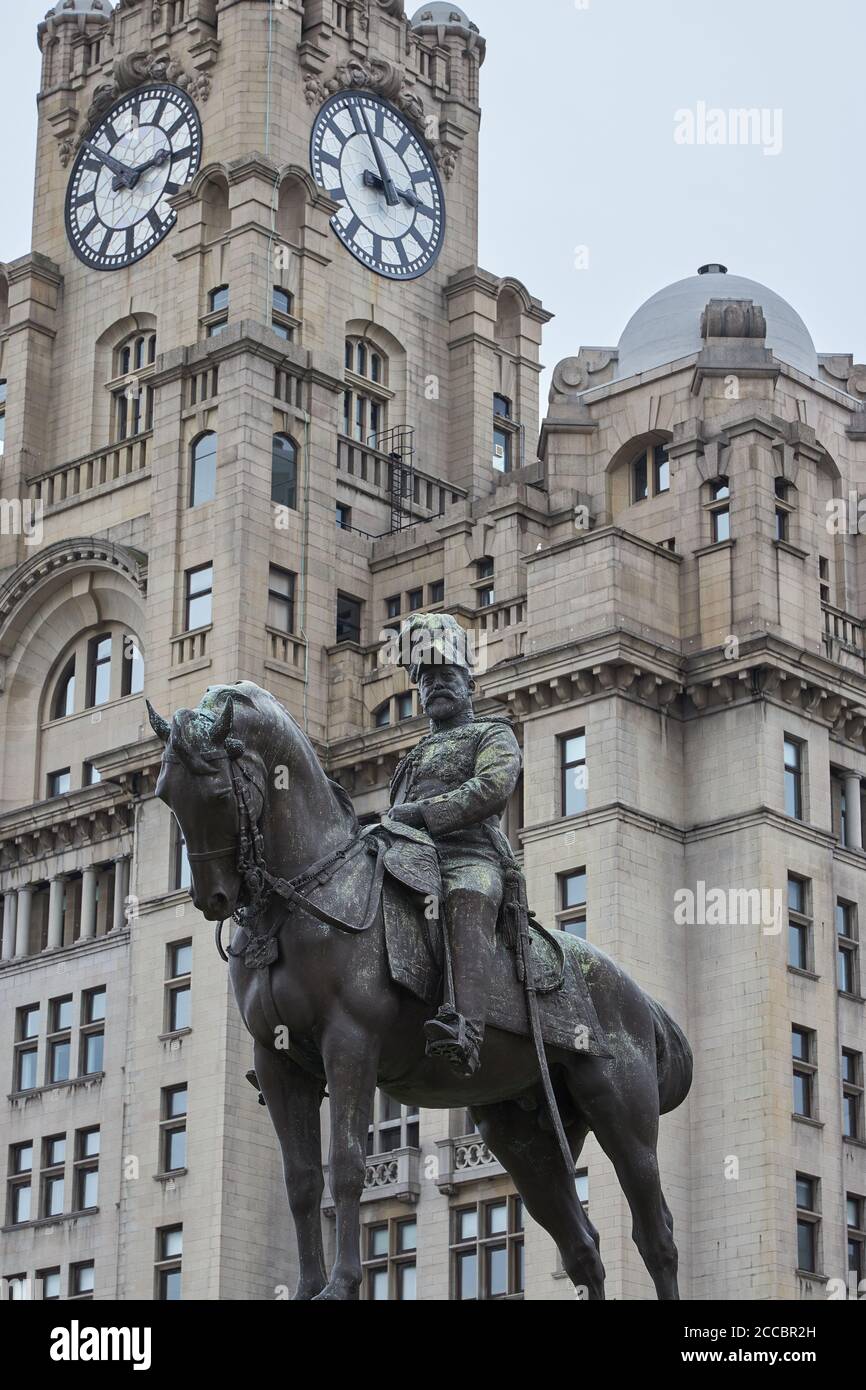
[424, 1008, 483, 1077]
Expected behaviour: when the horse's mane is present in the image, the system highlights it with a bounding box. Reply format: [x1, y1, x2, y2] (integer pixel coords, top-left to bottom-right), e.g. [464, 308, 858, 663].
[190, 683, 359, 831]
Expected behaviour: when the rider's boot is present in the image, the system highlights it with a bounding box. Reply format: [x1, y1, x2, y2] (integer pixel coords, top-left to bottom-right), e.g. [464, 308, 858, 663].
[424, 890, 497, 1078]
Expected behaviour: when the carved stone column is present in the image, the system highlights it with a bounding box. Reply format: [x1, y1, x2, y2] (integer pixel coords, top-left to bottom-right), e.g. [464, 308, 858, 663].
[80, 867, 97, 941]
[844, 774, 863, 851]
[15, 886, 33, 958]
[47, 876, 66, 951]
[112, 857, 129, 932]
[1, 893, 18, 962]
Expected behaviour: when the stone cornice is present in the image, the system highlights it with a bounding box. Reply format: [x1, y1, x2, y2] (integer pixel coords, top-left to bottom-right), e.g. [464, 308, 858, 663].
[0, 538, 147, 640]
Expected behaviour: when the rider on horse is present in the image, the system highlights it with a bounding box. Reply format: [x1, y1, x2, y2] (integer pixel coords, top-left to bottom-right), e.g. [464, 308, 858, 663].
[386, 614, 522, 1078]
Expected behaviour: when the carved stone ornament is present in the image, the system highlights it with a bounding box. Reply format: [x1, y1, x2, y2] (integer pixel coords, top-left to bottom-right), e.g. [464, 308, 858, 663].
[820, 354, 866, 400]
[303, 53, 459, 178]
[700, 298, 767, 341]
[549, 350, 618, 403]
[59, 50, 211, 164]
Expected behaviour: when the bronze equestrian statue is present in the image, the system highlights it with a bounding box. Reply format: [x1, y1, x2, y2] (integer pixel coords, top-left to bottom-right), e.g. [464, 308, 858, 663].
[147, 619, 692, 1302]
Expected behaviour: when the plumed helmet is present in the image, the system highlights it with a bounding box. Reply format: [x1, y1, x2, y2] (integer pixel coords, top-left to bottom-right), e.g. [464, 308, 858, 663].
[398, 612, 474, 685]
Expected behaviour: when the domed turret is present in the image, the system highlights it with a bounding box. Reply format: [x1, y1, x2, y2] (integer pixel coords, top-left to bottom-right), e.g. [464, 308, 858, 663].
[44, 0, 113, 16]
[616, 266, 819, 381]
[410, 4, 479, 35]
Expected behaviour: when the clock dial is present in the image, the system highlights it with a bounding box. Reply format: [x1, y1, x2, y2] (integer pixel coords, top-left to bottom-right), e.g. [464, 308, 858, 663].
[65, 83, 202, 271]
[310, 91, 445, 281]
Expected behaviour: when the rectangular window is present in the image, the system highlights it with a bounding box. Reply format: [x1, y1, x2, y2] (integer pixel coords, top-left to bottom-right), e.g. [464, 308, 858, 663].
[161, 1085, 188, 1173]
[272, 286, 294, 340]
[408, 588, 424, 612]
[7, 1142, 33, 1225]
[367, 1092, 420, 1156]
[166, 942, 192, 1034]
[787, 876, 812, 972]
[336, 593, 362, 645]
[336, 503, 352, 531]
[173, 821, 191, 893]
[711, 506, 731, 543]
[87, 634, 112, 707]
[775, 508, 789, 542]
[14, 1005, 39, 1092]
[81, 988, 106, 1076]
[47, 996, 73, 1085]
[74, 1128, 100, 1210]
[792, 1026, 816, 1118]
[185, 564, 213, 631]
[478, 586, 495, 608]
[843, 1049, 864, 1141]
[493, 425, 512, 473]
[362, 1218, 417, 1300]
[70, 1262, 95, 1300]
[37, 1268, 61, 1300]
[450, 1197, 524, 1300]
[206, 285, 229, 337]
[156, 1226, 183, 1300]
[837, 900, 860, 996]
[784, 737, 804, 820]
[558, 869, 587, 939]
[47, 768, 71, 798]
[267, 565, 296, 634]
[560, 731, 587, 817]
[430, 580, 445, 604]
[41, 1134, 66, 1219]
[385, 595, 401, 621]
[796, 1174, 820, 1274]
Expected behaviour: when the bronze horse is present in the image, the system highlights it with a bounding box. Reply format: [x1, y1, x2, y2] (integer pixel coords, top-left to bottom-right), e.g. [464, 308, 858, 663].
[149, 682, 692, 1301]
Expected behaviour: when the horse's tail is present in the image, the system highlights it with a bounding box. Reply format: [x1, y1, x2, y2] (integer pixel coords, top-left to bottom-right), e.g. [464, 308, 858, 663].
[648, 996, 693, 1115]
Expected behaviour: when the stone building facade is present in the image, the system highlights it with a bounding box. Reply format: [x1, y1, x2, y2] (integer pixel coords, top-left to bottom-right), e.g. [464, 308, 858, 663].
[0, 0, 864, 1302]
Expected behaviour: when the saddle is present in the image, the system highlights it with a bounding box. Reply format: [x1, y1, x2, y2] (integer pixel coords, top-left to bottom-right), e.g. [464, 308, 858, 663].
[371, 819, 609, 1057]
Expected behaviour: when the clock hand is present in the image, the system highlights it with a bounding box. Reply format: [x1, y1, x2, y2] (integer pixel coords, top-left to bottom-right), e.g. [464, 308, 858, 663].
[359, 107, 400, 207]
[126, 148, 171, 187]
[82, 140, 136, 189]
[362, 170, 421, 209]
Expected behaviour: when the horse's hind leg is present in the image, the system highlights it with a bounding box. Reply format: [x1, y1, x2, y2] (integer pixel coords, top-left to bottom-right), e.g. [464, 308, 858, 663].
[471, 1101, 606, 1299]
[254, 1043, 328, 1301]
[572, 1080, 680, 1300]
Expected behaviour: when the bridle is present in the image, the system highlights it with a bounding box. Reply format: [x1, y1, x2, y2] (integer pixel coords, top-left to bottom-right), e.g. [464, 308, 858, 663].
[167, 738, 386, 968]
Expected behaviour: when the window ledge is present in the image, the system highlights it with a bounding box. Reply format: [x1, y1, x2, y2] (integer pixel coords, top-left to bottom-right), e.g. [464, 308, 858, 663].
[693, 538, 736, 559]
[843, 1135, 866, 1150]
[154, 1169, 188, 1183]
[158, 1028, 192, 1044]
[8, 1072, 104, 1103]
[1, 1206, 100, 1235]
[787, 966, 820, 982]
[773, 539, 810, 560]
[838, 991, 866, 1005]
[795, 1269, 828, 1284]
[791, 1113, 824, 1130]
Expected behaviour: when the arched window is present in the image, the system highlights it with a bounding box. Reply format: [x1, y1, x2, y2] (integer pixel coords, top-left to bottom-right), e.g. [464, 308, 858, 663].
[272, 434, 298, 510]
[51, 657, 76, 721]
[111, 331, 157, 442]
[190, 432, 217, 507]
[344, 337, 388, 447]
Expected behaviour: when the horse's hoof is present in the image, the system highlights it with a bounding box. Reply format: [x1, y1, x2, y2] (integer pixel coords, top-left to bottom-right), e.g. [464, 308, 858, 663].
[311, 1278, 360, 1301]
[292, 1284, 327, 1301]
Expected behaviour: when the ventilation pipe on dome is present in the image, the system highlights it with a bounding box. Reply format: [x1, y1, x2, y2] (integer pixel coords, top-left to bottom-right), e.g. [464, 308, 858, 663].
[698, 264, 728, 276]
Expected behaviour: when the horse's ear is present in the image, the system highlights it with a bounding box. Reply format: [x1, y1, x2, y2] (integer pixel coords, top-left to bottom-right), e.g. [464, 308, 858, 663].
[210, 695, 234, 746]
[146, 700, 171, 744]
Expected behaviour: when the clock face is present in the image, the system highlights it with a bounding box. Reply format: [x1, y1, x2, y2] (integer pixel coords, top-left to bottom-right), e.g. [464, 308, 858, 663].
[65, 83, 202, 271]
[310, 91, 445, 281]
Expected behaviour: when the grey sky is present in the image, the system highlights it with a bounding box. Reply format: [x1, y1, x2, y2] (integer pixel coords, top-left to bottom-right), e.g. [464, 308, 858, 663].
[3, 0, 865, 394]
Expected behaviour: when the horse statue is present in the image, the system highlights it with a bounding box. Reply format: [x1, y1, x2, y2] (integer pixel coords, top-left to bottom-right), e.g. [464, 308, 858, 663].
[147, 681, 692, 1301]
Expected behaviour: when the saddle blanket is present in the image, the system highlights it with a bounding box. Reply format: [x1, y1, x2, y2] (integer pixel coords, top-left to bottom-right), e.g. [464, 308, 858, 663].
[383, 883, 610, 1057]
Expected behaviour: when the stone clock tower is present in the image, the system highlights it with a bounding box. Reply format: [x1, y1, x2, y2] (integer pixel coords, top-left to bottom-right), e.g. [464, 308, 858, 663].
[0, 0, 553, 1301]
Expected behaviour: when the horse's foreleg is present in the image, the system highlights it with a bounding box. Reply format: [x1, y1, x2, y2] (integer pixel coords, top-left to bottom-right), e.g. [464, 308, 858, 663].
[253, 1042, 328, 1301]
[314, 1019, 380, 1302]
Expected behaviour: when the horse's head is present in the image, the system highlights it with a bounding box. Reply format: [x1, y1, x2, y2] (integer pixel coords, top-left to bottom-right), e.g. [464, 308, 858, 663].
[148, 684, 272, 921]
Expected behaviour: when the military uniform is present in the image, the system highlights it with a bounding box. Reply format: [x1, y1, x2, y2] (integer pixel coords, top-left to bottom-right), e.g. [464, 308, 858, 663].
[389, 713, 522, 1073]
